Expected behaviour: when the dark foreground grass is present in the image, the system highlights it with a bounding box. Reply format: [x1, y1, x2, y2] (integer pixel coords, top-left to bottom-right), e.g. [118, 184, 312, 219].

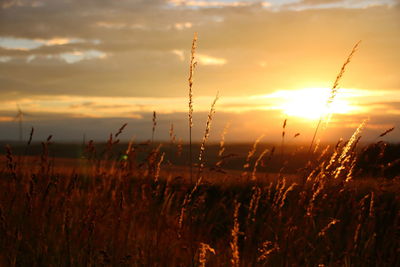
[0, 144, 399, 266]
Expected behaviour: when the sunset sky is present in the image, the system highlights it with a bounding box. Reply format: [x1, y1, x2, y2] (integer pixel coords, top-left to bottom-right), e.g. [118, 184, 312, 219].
[0, 0, 399, 143]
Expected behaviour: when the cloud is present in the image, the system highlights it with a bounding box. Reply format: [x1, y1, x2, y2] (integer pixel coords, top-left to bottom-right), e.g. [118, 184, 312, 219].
[284, 0, 396, 9]
[0, 56, 12, 62]
[1, 0, 44, 9]
[0, 0, 398, 142]
[0, 36, 99, 51]
[294, 0, 345, 4]
[58, 50, 107, 64]
[174, 22, 193, 30]
[168, 0, 254, 8]
[95, 21, 148, 30]
[197, 54, 227, 65]
[171, 49, 185, 61]
[0, 37, 43, 50]
[95, 22, 129, 30]
[2, 49, 108, 64]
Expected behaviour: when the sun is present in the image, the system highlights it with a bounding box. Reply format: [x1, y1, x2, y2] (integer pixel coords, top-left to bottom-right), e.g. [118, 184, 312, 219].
[275, 88, 353, 120]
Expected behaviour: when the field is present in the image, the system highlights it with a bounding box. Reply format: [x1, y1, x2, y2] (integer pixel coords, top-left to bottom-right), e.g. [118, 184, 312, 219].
[0, 36, 399, 266]
[0, 127, 399, 266]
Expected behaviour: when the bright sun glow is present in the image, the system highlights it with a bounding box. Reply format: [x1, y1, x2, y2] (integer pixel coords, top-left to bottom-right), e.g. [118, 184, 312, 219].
[274, 88, 354, 120]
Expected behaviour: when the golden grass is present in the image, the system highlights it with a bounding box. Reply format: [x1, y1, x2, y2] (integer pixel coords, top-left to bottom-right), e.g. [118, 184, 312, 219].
[308, 41, 361, 155]
[0, 37, 398, 266]
[188, 32, 198, 184]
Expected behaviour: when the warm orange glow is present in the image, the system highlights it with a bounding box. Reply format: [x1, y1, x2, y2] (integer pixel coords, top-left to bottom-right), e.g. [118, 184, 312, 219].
[273, 88, 355, 120]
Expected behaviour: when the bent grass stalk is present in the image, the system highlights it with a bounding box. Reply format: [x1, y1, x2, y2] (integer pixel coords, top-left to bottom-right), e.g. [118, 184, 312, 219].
[257, 241, 279, 263]
[242, 134, 264, 179]
[198, 242, 215, 267]
[251, 148, 268, 182]
[334, 118, 368, 179]
[308, 41, 361, 156]
[197, 92, 219, 183]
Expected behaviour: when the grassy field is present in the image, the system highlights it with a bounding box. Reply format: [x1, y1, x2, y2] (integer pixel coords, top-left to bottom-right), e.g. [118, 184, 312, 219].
[0, 134, 399, 266]
[0, 37, 399, 266]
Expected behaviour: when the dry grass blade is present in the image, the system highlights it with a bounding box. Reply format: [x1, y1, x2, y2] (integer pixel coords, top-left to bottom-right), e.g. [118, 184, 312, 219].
[379, 127, 395, 138]
[178, 93, 218, 232]
[281, 118, 287, 165]
[333, 119, 367, 179]
[308, 41, 361, 155]
[188, 32, 198, 183]
[197, 92, 219, 182]
[328, 41, 361, 105]
[152, 111, 157, 143]
[169, 123, 176, 144]
[154, 152, 165, 183]
[27, 127, 34, 145]
[218, 122, 230, 158]
[242, 134, 265, 177]
[230, 201, 241, 267]
[258, 241, 279, 263]
[338, 118, 368, 164]
[198, 242, 215, 267]
[215, 122, 231, 170]
[318, 219, 340, 237]
[251, 148, 269, 181]
[115, 123, 128, 138]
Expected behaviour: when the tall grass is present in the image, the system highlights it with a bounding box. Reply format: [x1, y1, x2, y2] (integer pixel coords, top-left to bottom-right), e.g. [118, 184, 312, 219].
[0, 132, 398, 266]
[308, 41, 361, 156]
[0, 38, 398, 266]
[188, 33, 198, 184]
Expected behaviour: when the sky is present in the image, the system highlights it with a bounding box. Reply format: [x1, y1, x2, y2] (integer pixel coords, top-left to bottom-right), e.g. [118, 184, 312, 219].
[0, 0, 399, 143]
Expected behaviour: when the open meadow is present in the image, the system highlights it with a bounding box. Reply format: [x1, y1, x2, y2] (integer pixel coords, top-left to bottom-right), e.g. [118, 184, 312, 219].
[0, 124, 399, 266]
[1, 40, 400, 264]
[1, 1, 400, 266]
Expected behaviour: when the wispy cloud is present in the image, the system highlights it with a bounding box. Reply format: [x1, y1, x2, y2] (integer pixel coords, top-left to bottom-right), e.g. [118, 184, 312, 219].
[171, 49, 185, 61]
[170, 50, 227, 65]
[284, 0, 397, 10]
[0, 56, 12, 62]
[6, 49, 108, 64]
[0, 37, 98, 51]
[174, 22, 193, 30]
[197, 54, 227, 65]
[95, 21, 148, 30]
[168, 0, 254, 8]
[58, 50, 107, 64]
[1, 0, 44, 9]
[0, 0, 398, 142]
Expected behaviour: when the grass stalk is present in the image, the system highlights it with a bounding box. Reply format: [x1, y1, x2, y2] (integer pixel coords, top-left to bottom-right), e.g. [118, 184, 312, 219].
[188, 32, 198, 184]
[152, 111, 156, 144]
[308, 41, 361, 157]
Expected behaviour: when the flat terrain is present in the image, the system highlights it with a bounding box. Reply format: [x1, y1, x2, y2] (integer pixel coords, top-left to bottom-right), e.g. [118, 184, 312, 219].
[0, 140, 399, 266]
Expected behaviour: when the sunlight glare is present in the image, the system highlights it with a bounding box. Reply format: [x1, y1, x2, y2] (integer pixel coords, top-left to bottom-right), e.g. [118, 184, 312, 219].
[275, 88, 353, 120]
